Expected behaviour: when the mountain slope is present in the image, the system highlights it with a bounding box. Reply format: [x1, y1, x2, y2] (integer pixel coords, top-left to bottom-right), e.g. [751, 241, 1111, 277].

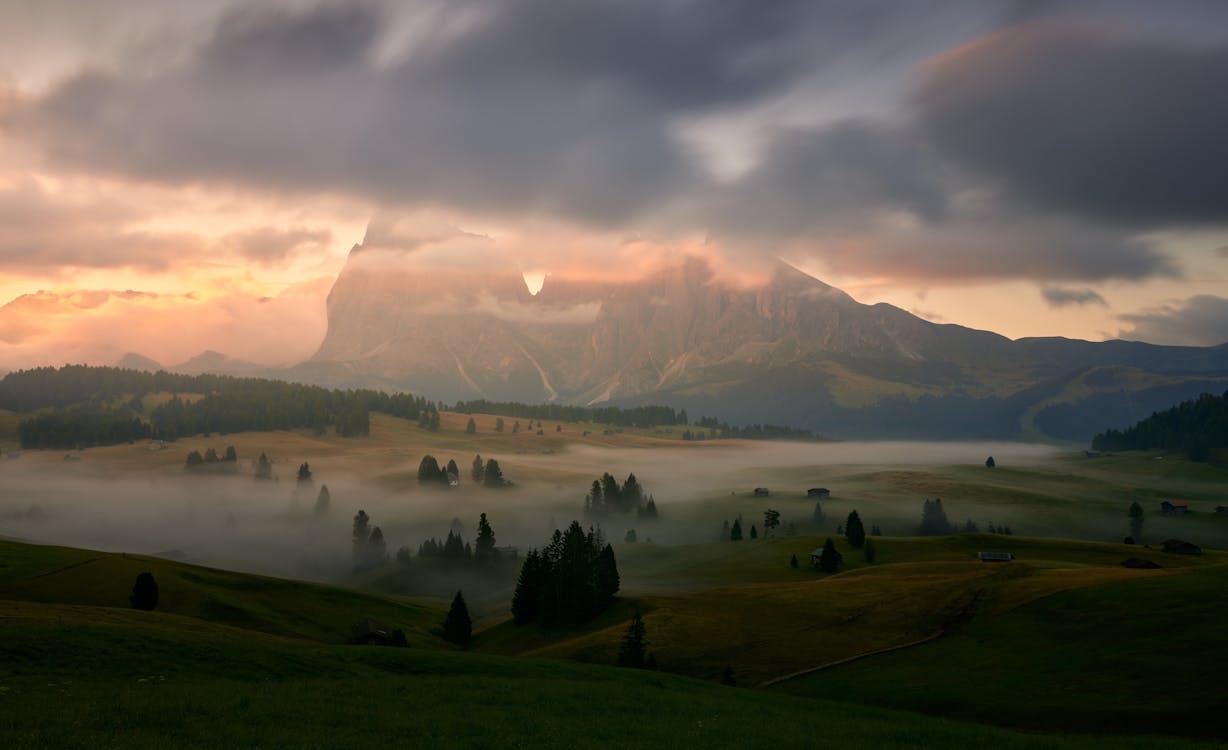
[307, 249, 1228, 440]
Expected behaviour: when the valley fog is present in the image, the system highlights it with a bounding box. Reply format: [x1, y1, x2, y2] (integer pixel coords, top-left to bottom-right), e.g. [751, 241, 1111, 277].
[0, 440, 1062, 586]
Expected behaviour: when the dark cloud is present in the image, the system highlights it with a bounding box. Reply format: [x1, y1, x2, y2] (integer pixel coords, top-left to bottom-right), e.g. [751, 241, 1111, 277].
[705, 121, 951, 236]
[1041, 286, 1108, 307]
[1119, 295, 1228, 346]
[917, 24, 1228, 226]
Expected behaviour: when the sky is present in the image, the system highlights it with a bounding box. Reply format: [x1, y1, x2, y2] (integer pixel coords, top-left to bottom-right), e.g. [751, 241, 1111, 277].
[1, 0, 1226, 369]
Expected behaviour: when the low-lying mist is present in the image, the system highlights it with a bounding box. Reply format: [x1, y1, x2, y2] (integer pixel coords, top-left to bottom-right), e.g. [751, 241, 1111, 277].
[0, 440, 1063, 589]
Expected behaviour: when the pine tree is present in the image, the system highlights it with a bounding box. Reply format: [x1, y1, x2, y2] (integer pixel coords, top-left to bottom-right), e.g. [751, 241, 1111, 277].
[730, 518, 743, 541]
[616, 610, 648, 668]
[255, 452, 273, 480]
[596, 543, 620, 607]
[920, 498, 952, 535]
[443, 590, 472, 646]
[845, 510, 866, 548]
[352, 510, 371, 565]
[130, 572, 159, 611]
[297, 462, 312, 482]
[622, 473, 644, 511]
[511, 549, 544, 625]
[418, 455, 445, 485]
[790, 553, 798, 568]
[314, 484, 330, 516]
[224, 445, 237, 462]
[819, 537, 841, 573]
[588, 480, 604, 514]
[985, 456, 996, 468]
[749, 524, 758, 539]
[368, 527, 387, 562]
[1128, 501, 1144, 541]
[466, 417, 476, 434]
[483, 458, 504, 487]
[763, 508, 781, 537]
[471, 454, 484, 483]
[495, 417, 505, 432]
[475, 512, 496, 561]
[446, 458, 460, 483]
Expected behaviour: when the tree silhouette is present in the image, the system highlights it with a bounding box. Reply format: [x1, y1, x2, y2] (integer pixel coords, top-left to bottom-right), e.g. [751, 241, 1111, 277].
[483, 458, 505, 487]
[617, 609, 648, 668]
[443, 590, 472, 646]
[845, 510, 866, 548]
[130, 572, 158, 611]
[819, 537, 841, 573]
[763, 508, 781, 537]
[466, 417, 476, 434]
[255, 452, 272, 480]
[920, 498, 952, 535]
[471, 454, 484, 483]
[1129, 501, 1144, 541]
[314, 485, 330, 516]
[297, 462, 312, 483]
[730, 518, 743, 541]
[985, 456, 996, 468]
[352, 510, 371, 565]
[418, 455, 445, 485]
[475, 513, 497, 561]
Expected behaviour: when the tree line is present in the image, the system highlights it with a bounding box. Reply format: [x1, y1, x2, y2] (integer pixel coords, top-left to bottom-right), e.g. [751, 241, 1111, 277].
[453, 399, 688, 428]
[6, 365, 433, 449]
[1091, 390, 1228, 462]
[583, 472, 658, 518]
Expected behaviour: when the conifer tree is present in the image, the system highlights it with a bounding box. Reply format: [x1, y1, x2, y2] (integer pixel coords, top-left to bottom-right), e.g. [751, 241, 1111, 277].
[750, 524, 758, 539]
[730, 518, 743, 541]
[297, 462, 312, 482]
[819, 537, 840, 573]
[255, 452, 273, 480]
[418, 455, 445, 484]
[483, 458, 504, 487]
[790, 553, 798, 568]
[471, 454, 484, 483]
[475, 512, 496, 561]
[130, 572, 159, 611]
[920, 498, 952, 535]
[224, 445, 237, 462]
[446, 458, 460, 482]
[511, 549, 544, 625]
[616, 609, 648, 668]
[352, 510, 371, 565]
[314, 484, 330, 516]
[466, 417, 476, 434]
[495, 417, 505, 432]
[368, 527, 387, 562]
[845, 510, 866, 548]
[596, 543, 620, 607]
[443, 590, 472, 646]
[763, 508, 781, 537]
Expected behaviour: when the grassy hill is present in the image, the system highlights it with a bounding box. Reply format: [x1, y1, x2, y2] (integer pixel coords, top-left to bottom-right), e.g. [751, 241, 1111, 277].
[0, 539, 1218, 749]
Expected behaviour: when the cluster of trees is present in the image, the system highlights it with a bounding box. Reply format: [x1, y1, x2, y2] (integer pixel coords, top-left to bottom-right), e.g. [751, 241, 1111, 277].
[352, 510, 387, 569]
[418, 408, 441, 431]
[1092, 390, 1228, 462]
[719, 516, 759, 541]
[5, 365, 436, 449]
[583, 472, 658, 517]
[419, 514, 499, 562]
[511, 521, 620, 625]
[420, 454, 506, 487]
[184, 445, 239, 473]
[920, 498, 952, 535]
[453, 400, 688, 428]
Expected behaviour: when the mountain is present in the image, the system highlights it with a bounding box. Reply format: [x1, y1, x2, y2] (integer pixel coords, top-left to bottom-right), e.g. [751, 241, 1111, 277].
[116, 352, 163, 372]
[308, 249, 1228, 441]
[169, 350, 268, 377]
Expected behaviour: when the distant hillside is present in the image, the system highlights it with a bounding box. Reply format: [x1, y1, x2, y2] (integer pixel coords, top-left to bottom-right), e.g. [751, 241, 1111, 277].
[0, 365, 430, 448]
[307, 250, 1228, 441]
[1092, 390, 1228, 461]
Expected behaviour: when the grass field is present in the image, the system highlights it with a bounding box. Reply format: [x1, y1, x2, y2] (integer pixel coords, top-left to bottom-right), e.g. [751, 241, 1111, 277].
[5, 413, 1228, 746]
[1, 540, 1222, 749]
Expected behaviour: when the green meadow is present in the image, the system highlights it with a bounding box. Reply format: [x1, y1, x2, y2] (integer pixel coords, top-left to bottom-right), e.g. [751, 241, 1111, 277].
[2, 412, 1227, 746]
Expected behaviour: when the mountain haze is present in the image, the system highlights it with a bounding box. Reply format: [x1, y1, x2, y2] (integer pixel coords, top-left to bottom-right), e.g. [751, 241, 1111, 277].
[305, 248, 1228, 441]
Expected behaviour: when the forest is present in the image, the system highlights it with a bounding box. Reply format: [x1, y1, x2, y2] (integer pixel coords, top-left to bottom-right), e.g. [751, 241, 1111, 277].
[1091, 390, 1228, 461]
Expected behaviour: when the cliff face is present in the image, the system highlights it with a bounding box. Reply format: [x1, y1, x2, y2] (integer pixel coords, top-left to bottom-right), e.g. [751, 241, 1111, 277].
[308, 248, 1228, 439]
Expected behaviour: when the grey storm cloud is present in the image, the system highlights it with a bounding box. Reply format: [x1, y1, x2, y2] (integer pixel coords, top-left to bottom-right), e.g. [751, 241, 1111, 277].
[1041, 286, 1108, 308]
[917, 23, 1228, 226]
[5, 0, 1226, 284]
[1119, 295, 1228, 347]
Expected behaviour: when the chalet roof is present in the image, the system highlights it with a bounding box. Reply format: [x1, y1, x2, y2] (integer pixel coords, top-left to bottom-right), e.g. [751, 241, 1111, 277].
[1164, 500, 1189, 507]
